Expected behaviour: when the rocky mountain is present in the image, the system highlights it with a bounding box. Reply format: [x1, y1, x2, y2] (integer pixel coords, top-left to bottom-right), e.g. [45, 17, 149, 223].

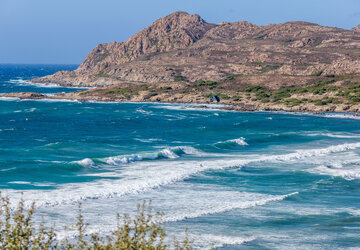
[352, 25, 360, 32]
[31, 11, 360, 88]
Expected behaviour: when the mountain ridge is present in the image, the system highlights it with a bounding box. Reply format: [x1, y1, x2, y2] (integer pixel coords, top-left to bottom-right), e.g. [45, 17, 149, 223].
[31, 11, 360, 88]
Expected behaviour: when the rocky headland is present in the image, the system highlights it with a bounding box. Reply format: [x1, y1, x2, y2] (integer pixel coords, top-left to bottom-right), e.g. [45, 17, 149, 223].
[12, 12, 360, 113]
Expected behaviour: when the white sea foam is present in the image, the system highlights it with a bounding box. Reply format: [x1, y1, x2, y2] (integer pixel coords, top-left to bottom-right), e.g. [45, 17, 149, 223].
[134, 138, 164, 143]
[29, 98, 81, 103]
[323, 113, 360, 120]
[74, 158, 96, 167]
[266, 142, 360, 162]
[162, 191, 298, 222]
[0, 97, 20, 101]
[309, 164, 360, 180]
[155, 104, 229, 112]
[193, 234, 256, 249]
[228, 137, 248, 146]
[8, 181, 31, 185]
[34, 183, 288, 243]
[305, 132, 360, 139]
[96, 146, 203, 166]
[215, 137, 248, 147]
[9, 78, 61, 88]
[8, 142, 360, 208]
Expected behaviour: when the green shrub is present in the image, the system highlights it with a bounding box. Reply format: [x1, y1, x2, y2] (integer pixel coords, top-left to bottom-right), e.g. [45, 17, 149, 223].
[217, 94, 230, 100]
[196, 80, 217, 87]
[140, 84, 149, 91]
[0, 195, 194, 249]
[144, 92, 158, 99]
[232, 95, 242, 101]
[106, 88, 133, 95]
[282, 39, 294, 46]
[284, 98, 302, 106]
[311, 71, 323, 76]
[259, 64, 283, 73]
[174, 75, 185, 82]
[220, 74, 243, 82]
[242, 85, 265, 92]
[314, 97, 340, 106]
[272, 90, 291, 102]
[96, 71, 110, 78]
[311, 40, 322, 47]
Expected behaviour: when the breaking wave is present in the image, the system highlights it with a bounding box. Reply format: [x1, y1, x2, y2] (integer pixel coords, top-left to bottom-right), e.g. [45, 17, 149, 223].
[308, 164, 360, 180]
[8, 141, 360, 208]
[73, 146, 203, 167]
[214, 137, 248, 148]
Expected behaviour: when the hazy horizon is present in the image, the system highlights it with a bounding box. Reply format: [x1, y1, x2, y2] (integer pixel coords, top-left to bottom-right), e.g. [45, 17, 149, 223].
[1, 0, 359, 64]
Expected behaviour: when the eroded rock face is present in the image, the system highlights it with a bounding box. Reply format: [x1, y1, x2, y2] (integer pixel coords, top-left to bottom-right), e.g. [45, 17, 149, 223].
[352, 25, 360, 32]
[76, 11, 215, 73]
[31, 12, 360, 87]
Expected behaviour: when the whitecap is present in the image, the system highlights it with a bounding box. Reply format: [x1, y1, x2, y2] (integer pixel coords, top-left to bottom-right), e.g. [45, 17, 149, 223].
[215, 137, 248, 147]
[308, 164, 360, 180]
[193, 234, 256, 249]
[7, 142, 360, 208]
[73, 158, 96, 167]
[8, 181, 31, 185]
[228, 137, 248, 146]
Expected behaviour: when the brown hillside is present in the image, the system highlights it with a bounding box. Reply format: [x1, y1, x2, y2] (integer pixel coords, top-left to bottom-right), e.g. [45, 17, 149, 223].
[31, 12, 360, 88]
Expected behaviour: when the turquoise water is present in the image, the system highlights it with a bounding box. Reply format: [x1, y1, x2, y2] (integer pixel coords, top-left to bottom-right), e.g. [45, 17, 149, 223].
[1, 65, 360, 249]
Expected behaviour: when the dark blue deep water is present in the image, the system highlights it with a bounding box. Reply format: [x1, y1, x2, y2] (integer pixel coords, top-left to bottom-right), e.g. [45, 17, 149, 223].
[1, 64, 360, 249]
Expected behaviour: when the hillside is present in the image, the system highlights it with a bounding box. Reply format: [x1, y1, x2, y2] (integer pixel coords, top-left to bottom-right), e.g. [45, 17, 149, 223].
[25, 12, 360, 112]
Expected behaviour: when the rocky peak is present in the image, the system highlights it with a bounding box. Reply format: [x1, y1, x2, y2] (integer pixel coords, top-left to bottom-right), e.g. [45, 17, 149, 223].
[76, 11, 216, 72]
[352, 25, 360, 32]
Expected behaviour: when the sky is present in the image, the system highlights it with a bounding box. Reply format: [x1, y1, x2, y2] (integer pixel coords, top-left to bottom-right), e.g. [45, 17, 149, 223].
[1, 0, 359, 64]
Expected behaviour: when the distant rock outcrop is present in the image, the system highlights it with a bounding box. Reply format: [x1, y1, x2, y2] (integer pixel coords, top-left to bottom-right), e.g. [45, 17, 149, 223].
[352, 25, 360, 32]
[31, 12, 360, 87]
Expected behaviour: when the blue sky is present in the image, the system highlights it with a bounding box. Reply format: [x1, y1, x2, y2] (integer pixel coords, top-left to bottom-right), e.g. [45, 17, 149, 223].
[1, 0, 359, 64]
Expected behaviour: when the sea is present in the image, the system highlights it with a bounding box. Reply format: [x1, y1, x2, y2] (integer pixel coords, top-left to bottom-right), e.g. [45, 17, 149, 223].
[0, 64, 360, 249]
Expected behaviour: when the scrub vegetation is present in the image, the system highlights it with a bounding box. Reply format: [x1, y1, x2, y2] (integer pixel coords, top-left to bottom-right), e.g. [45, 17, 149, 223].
[0, 195, 194, 249]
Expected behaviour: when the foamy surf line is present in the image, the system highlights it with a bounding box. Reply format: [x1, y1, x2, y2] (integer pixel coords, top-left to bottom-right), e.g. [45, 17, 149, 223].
[9, 79, 61, 88]
[74, 146, 205, 167]
[162, 191, 298, 222]
[40, 183, 284, 243]
[0, 97, 81, 103]
[6, 141, 360, 208]
[308, 164, 360, 181]
[214, 137, 248, 147]
[9, 78, 91, 89]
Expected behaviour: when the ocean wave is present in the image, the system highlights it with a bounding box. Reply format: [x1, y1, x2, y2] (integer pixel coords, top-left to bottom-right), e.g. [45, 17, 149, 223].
[266, 142, 360, 162]
[0, 97, 20, 101]
[9, 78, 61, 88]
[28, 98, 81, 103]
[163, 191, 298, 222]
[74, 158, 96, 167]
[97, 146, 203, 166]
[154, 104, 228, 112]
[305, 132, 360, 139]
[308, 164, 360, 181]
[8, 142, 360, 208]
[133, 138, 164, 143]
[214, 137, 248, 147]
[323, 113, 360, 120]
[8, 181, 31, 185]
[193, 234, 256, 249]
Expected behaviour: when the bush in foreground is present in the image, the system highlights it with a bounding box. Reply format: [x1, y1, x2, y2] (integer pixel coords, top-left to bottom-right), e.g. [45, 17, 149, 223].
[0, 195, 193, 249]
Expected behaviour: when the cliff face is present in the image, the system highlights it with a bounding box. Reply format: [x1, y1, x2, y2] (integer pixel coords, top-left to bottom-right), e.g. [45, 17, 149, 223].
[31, 12, 360, 87]
[76, 12, 215, 73]
[352, 25, 360, 32]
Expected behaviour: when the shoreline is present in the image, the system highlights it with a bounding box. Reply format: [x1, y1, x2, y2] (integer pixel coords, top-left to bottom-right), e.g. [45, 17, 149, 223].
[3, 91, 360, 120]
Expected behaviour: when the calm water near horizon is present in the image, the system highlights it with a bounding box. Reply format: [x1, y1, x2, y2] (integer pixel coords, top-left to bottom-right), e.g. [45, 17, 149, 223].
[1, 64, 360, 249]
